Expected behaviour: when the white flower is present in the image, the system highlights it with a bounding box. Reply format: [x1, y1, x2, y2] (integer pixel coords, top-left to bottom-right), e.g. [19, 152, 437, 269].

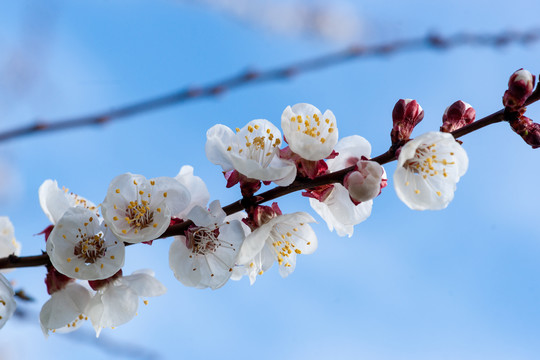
[0, 217, 21, 269]
[86, 269, 166, 337]
[39, 179, 98, 224]
[281, 103, 338, 161]
[206, 119, 296, 186]
[169, 200, 245, 290]
[235, 212, 317, 284]
[309, 135, 377, 237]
[174, 165, 210, 218]
[101, 173, 191, 243]
[46, 207, 125, 280]
[0, 274, 16, 329]
[394, 131, 468, 210]
[39, 282, 91, 336]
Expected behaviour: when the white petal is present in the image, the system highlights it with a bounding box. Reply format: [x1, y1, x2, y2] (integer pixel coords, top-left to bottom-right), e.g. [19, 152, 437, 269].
[175, 165, 210, 217]
[39, 180, 73, 224]
[87, 284, 138, 337]
[39, 283, 91, 336]
[0, 217, 21, 266]
[327, 135, 372, 171]
[205, 124, 237, 171]
[120, 271, 167, 297]
[0, 274, 15, 329]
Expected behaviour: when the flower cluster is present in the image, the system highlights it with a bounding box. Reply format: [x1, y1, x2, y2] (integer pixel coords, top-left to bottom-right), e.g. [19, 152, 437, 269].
[0, 98, 477, 336]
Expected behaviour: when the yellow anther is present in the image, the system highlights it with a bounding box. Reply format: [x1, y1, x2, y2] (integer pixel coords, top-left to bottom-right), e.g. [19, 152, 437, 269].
[89, 217, 93, 222]
[133, 180, 138, 185]
[328, 127, 334, 133]
[415, 189, 420, 194]
[113, 216, 118, 221]
[325, 118, 330, 124]
[153, 223, 158, 228]
[295, 249, 302, 254]
[163, 192, 168, 198]
[405, 181, 410, 186]
[227, 146, 232, 151]
[254, 124, 260, 130]
[115, 189, 120, 194]
[63, 234, 66, 239]
[139, 190, 144, 195]
[74, 267, 79, 273]
[248, 125, 254, 133]
[320, 138, 326, 144]
[101, 264, 104, 269]
[236, 127, 240, 133]
[144, 300, 149, 305]
[266, 128, 271, 134]
[150, 180, 155, 186]
[436, 191, 442, 196]
[122, 229, 127, 234]
[258, 271, 264, 275]
[157, 208, 161, 213]
[67, 257, 71, 262]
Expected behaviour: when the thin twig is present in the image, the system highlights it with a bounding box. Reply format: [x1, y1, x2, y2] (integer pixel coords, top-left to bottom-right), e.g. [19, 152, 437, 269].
[0, 29, 539, 143]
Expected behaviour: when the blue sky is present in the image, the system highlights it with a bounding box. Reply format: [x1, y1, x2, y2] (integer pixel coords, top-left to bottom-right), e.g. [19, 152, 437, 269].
[0, 0, 539, 359]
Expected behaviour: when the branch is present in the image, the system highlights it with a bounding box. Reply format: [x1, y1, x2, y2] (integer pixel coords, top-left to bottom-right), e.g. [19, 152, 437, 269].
[2, 93, 535, 270]
[0, 29, 539, 143]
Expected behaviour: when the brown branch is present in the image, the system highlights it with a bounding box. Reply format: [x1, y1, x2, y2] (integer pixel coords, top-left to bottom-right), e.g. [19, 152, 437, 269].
[3, 92, 536, 270]
[0, 29, 539, 143]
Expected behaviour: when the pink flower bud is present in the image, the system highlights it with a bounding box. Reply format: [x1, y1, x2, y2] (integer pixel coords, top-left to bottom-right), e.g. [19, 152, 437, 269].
[343, 161, 384, 204]
[441, 100, 475, 132]
[509, 116, 540, 149]
[503, 68, 536, 110]
[391, 99, 424, 144]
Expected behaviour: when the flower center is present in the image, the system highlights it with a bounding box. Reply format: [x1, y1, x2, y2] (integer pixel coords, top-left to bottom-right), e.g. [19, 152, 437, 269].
[289, 113, 335, 144]
[125, 199, 154, 230]
[228, 124, 282, 167]
[187, 226, 221, 255]
[73, 230, 106, 264]
[403, 143, 456, 196]
[270, 225, 303, 268]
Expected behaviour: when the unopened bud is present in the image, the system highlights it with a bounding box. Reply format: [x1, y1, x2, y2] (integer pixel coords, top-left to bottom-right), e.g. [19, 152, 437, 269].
[343, 161, 384, 204]
[503, 68, 536, 110]
[509, 116, 540, 149]
[391, 99, 424, 144]
[441, 100, 475, 132]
